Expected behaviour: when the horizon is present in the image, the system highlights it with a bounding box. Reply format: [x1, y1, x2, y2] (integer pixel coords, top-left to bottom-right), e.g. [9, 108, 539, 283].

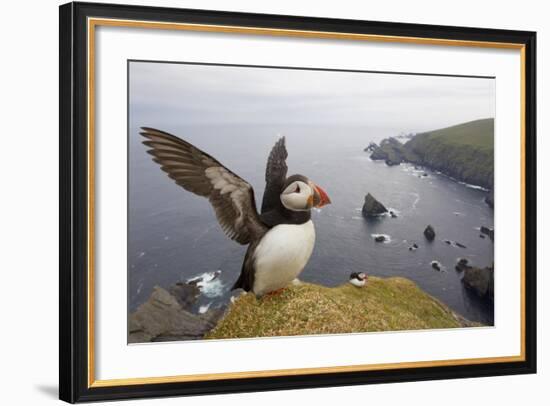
[129, 61, 496, 136]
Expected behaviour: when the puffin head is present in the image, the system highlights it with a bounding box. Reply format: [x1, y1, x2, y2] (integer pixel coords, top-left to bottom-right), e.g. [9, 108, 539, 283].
[350, 272, 367, 282]
[280, 174, 331, 212]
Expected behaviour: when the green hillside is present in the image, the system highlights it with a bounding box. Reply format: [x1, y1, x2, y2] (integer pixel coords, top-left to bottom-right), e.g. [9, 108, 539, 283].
[403, 118, 494, 189]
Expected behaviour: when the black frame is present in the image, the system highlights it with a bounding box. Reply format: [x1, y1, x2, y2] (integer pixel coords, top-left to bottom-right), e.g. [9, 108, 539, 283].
[59, 1, 537, 403]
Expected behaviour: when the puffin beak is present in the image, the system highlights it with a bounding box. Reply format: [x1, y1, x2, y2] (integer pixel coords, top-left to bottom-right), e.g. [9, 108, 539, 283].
[312, 183, 331, 208]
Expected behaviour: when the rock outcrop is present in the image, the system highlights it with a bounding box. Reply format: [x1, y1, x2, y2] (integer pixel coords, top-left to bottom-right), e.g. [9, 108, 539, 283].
[362, 193, 388, 217]
[424, 225, 436, 241]
[480, 226, 494, 242]
[365, 137, 407, 165]
[456, 258, 494, 301]
[365, 142, 388, 160]
[431, 261, 442, 271]
[462, 265, 494, 300]
[129, 284, 226, 343]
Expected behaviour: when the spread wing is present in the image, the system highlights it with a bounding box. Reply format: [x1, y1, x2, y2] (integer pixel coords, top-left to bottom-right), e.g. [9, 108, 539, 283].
[260, 136, 288, 214]
[140, 127, 267, 245]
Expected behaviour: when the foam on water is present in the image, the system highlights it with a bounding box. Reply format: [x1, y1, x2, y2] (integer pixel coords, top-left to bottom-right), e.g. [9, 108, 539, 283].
[458, 181, 489, 192]
[198, 303, 211, 314]
[187, 270, 225, 298]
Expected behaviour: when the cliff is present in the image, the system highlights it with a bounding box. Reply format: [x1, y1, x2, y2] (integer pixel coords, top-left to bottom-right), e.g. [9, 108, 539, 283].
[207, 277, 477, 339]
[366, 118, 494, 190]
[403, 118, 494, 189]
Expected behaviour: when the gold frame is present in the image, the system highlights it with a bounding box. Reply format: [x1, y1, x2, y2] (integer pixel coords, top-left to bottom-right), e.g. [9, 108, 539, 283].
[86, 17, 527, 388]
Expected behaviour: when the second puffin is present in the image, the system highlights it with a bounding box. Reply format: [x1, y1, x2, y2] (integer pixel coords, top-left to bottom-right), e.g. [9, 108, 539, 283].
[141, 128, 331, 296]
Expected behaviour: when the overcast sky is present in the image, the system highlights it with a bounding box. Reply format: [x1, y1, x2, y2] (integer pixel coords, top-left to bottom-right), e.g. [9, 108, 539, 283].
[129, 61, 495, 134]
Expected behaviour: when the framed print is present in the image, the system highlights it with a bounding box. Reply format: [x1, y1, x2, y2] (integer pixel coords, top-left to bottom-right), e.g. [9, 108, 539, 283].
[59, 1, 537, 403]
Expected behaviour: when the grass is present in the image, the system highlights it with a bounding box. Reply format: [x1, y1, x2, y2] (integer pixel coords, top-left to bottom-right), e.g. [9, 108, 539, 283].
[207, 277, 476, 339]
[403, 118, 494, 189]
[416, 119, 494, 150]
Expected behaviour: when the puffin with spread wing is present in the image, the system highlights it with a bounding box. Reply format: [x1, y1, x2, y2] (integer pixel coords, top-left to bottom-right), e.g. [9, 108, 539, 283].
[140, 128, 331, 296]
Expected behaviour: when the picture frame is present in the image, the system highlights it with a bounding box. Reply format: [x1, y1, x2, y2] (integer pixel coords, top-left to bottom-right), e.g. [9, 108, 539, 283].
[59, 1, 537, 403]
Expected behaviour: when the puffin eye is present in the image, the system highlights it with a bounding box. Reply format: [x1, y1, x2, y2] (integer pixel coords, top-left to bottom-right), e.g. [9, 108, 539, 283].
[295, 183, 301, 193]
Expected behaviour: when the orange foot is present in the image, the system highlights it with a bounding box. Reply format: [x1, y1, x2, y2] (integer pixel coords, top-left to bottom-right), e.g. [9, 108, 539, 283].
[264, 288, 285, 298]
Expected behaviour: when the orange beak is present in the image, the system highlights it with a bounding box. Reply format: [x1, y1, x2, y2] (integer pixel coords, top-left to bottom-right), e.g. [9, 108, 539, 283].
[312, 183, 331, 208]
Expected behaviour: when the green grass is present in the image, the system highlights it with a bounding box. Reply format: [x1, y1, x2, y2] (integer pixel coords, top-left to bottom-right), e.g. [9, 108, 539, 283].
[207, 278, 477, 339]
[415, 119, 493, 150]
[404, 118, 494, 188]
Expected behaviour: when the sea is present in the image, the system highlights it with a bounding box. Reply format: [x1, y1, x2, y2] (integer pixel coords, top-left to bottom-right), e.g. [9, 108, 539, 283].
[128, 124, 494, 325]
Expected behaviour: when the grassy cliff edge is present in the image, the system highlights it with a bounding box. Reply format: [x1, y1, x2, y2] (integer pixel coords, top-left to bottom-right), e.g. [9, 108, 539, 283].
[207, 277, 478, 339]
[367, 118, 494, 190]
[404, 118, 494, 189]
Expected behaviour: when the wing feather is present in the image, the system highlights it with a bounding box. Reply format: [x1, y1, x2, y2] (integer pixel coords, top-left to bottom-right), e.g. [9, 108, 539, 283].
[260, 137, 288, 213]
[140, 127, 267, 245]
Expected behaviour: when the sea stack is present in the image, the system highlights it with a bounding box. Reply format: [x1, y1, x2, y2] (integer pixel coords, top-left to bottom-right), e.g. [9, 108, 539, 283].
[480, 226, 494, 241]
[362, 193, 388, 217]
[424, 225, 436, 241]
[462, 265, 494, 300]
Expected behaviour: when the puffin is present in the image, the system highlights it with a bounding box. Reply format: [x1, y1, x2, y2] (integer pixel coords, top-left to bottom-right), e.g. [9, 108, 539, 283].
[140, 127, 331, 296]
[349, 272, 368, 287]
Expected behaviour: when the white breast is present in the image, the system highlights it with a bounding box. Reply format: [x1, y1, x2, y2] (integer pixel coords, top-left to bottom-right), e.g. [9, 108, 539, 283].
[349, 278, 366, 287]
[252, 220, 315, 296]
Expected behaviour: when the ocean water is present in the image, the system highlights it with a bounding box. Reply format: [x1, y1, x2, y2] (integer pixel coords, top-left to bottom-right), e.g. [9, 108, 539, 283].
[128, 124, 494, 325]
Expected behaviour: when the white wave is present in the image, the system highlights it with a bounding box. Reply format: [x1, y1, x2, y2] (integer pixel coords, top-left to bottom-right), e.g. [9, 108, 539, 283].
[187, 270, 225, 298]
[402, 164, 427, 176]
[371, 233, 391, 243]
[410, 192, 420, 209]
[373, 208, 400, 218]
[458, 181, 489, 192]
[351, 216, 363, 220]
[137, 251, 146, 258]
[198, 303, 211, 314]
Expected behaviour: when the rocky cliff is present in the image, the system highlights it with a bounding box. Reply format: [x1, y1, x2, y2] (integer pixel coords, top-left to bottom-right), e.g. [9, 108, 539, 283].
[366, 118, 494, 191]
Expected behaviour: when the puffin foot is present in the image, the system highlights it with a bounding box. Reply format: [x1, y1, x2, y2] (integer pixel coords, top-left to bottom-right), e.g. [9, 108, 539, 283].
[264, 288, 286, 298]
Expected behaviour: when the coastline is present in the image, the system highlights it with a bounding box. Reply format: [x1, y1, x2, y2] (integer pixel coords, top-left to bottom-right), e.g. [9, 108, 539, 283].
[366, 118, 494, 197]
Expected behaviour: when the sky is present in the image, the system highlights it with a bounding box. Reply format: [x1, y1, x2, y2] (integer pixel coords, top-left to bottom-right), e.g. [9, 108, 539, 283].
[129, 61, 495, 134]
